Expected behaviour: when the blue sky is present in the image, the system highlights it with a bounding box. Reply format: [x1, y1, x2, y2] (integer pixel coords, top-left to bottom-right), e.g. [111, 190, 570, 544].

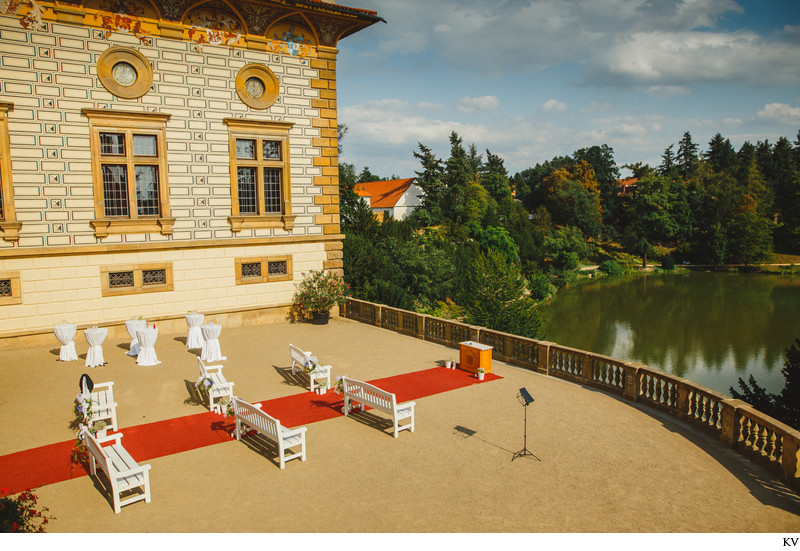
[334, 0, 800, 179]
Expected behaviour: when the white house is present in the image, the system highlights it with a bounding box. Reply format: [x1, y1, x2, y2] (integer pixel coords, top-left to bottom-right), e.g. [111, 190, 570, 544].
[354, 178, 423, 221]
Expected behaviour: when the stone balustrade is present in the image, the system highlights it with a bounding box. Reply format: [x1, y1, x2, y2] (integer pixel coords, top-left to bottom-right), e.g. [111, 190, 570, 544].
[342, 297, 800, 491]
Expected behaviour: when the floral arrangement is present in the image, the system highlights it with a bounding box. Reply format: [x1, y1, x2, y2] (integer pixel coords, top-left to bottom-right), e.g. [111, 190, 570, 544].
[333, 375, 347, 394]
[196, 376, 214, 393]
[70, 395, 106, 468]
[292, 270, 349, 316]
[0, 487, 54, 532]
[217, 396, 234, 418]
[302, 357, 319, 373]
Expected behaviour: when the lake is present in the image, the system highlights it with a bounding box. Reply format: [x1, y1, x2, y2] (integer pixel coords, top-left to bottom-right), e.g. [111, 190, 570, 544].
[542, 271, 800, 396]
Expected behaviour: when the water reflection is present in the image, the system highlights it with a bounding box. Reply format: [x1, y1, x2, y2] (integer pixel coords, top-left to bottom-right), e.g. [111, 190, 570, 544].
[543, 272, 800, 396]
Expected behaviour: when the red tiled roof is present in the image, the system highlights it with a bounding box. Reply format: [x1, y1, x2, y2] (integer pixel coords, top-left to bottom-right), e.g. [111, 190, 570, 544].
[288, 0, 383, 20]
[354, 178, 416, 209]
[618, 177, 639, 187]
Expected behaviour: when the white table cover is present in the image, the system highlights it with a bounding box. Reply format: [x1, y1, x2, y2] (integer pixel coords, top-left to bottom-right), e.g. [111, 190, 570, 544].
[200, 323, 226, 362]
[136, 327, 161, 366]
[124, 319, 147, 357]
[54, 323, 78, 362]
[84, 327, 108, 368]
[185, 312, 205, 349]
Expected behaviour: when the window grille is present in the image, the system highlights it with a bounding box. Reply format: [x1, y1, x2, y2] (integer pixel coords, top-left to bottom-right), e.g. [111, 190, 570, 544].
[142, 268, 167, 286]
[263, 168, 281, 213]
[237, 167, 257, 214]
[0, 279, 11, 296]
[109, 271, 134, 288]
[267, 260, 287, 275]
[241, 262, 262, 279]
[102, 165, 129, 217]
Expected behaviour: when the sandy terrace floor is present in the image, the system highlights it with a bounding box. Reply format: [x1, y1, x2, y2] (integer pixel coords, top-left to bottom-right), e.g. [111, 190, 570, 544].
[1, 316, 800, 534]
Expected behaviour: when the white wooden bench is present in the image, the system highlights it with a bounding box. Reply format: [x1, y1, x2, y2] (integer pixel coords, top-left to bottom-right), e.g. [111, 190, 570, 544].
[80, 425, 151, 514]
[80, 379, 118, 433]
[289, 344, 331, 393]
[195, 358, 234, 414]
[232, 397, 307, 469]
[341, 377, 416, 438]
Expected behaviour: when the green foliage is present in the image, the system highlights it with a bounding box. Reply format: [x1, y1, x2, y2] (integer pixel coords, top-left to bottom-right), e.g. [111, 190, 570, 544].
[599, 260, 626, 276]
[460, 250, 544, 339]
[661, 255, 675, 271]
[527, 269, 553, 301]
[730, 338, 800, 429]
[293, 270, 349, 315]
[544, 226, 588, 275]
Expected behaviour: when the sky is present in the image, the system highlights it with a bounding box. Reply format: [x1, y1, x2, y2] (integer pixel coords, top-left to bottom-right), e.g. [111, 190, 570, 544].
[334, 0, 800, 180]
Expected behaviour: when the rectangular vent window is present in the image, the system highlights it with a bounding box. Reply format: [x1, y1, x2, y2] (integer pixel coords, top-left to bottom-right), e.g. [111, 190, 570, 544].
[241, 262, 262, 279]
[142, 268, 167, 286]
[109, 271, 135, 288]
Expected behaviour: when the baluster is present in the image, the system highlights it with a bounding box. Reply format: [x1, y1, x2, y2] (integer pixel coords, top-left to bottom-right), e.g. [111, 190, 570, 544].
[757, 425, 769, 456]
[711, 401, 721, 429]
[765, 430, 777, 461]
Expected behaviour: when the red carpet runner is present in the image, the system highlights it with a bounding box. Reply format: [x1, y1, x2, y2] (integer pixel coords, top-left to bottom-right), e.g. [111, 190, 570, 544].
[0, 367, 500, 494]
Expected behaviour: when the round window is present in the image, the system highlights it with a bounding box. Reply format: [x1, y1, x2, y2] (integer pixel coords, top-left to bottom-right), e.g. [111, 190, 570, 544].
[235, 65, 279, 110]
[97, 47, 153, 99]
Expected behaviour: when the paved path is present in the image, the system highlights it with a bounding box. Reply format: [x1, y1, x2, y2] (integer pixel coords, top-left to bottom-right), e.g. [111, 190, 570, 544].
[2, 318, 799, 532]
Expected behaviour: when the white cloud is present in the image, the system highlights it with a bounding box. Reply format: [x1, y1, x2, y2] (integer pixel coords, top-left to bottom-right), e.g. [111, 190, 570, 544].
[455, 95, 499, 113]
[585, 30, 800, 86]
[645, 85, 690, 98]
[757, 103, 800, 124]
[542, 99, 568, 113]
[352, 1, 799, 87]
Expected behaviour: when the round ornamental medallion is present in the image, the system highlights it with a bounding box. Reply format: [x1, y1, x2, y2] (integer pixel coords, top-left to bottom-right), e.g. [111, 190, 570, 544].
[97, 47, 153, 99]
[235, 64, 279, 110]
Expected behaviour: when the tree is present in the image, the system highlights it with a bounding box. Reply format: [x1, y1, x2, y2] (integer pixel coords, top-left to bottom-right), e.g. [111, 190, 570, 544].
[622, 175, 680, 267]
[410, 143, 444, 226]
[574, 145, 620, 225]
[659, 144, 677, 177]
[541, 161, 603, 237]
[460, 249, 544, 339]
[481, 150, 512, 202]
[676, 131, 699, 180]
[704, 133, 737, 175]
[731, 338, 800, 429]
[727, 203, 773, 266]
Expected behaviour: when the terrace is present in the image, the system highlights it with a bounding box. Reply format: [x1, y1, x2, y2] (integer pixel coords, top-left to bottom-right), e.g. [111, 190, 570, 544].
[1, 307, 800, 532]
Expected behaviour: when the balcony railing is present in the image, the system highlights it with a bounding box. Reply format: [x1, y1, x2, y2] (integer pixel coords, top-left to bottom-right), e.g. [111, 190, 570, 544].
[342, 297, 800, 491]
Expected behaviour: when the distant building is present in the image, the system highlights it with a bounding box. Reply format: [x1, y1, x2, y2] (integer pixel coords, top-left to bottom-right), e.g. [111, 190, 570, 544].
[354, 178, 423, 221]
[617, 177, 639, 198]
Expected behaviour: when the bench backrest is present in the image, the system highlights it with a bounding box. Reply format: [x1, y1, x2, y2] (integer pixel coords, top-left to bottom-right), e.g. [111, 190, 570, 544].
[233, 397, 280, 440]
[197, 357, 211, 378]
[81, 427, 111, 474]
[289, 344, 310, 365]
[342, 377, 397, 412]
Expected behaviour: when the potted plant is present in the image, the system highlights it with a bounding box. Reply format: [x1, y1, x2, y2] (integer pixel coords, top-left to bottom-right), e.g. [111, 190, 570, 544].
[476, 367, 485, 381]
[292, 270, 349, 325]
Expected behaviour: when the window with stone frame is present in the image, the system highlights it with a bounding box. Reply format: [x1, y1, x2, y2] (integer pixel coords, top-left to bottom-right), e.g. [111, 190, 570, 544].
[83, 109, 175, 238]
[101, 263, 173, 297]
[224, 119, 296, 233]
[0, 103, 20, 242]
[235, 256, 292, 285]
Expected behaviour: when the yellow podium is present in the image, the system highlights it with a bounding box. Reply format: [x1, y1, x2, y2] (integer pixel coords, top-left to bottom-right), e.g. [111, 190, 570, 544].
[459, 341, 493, 374]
